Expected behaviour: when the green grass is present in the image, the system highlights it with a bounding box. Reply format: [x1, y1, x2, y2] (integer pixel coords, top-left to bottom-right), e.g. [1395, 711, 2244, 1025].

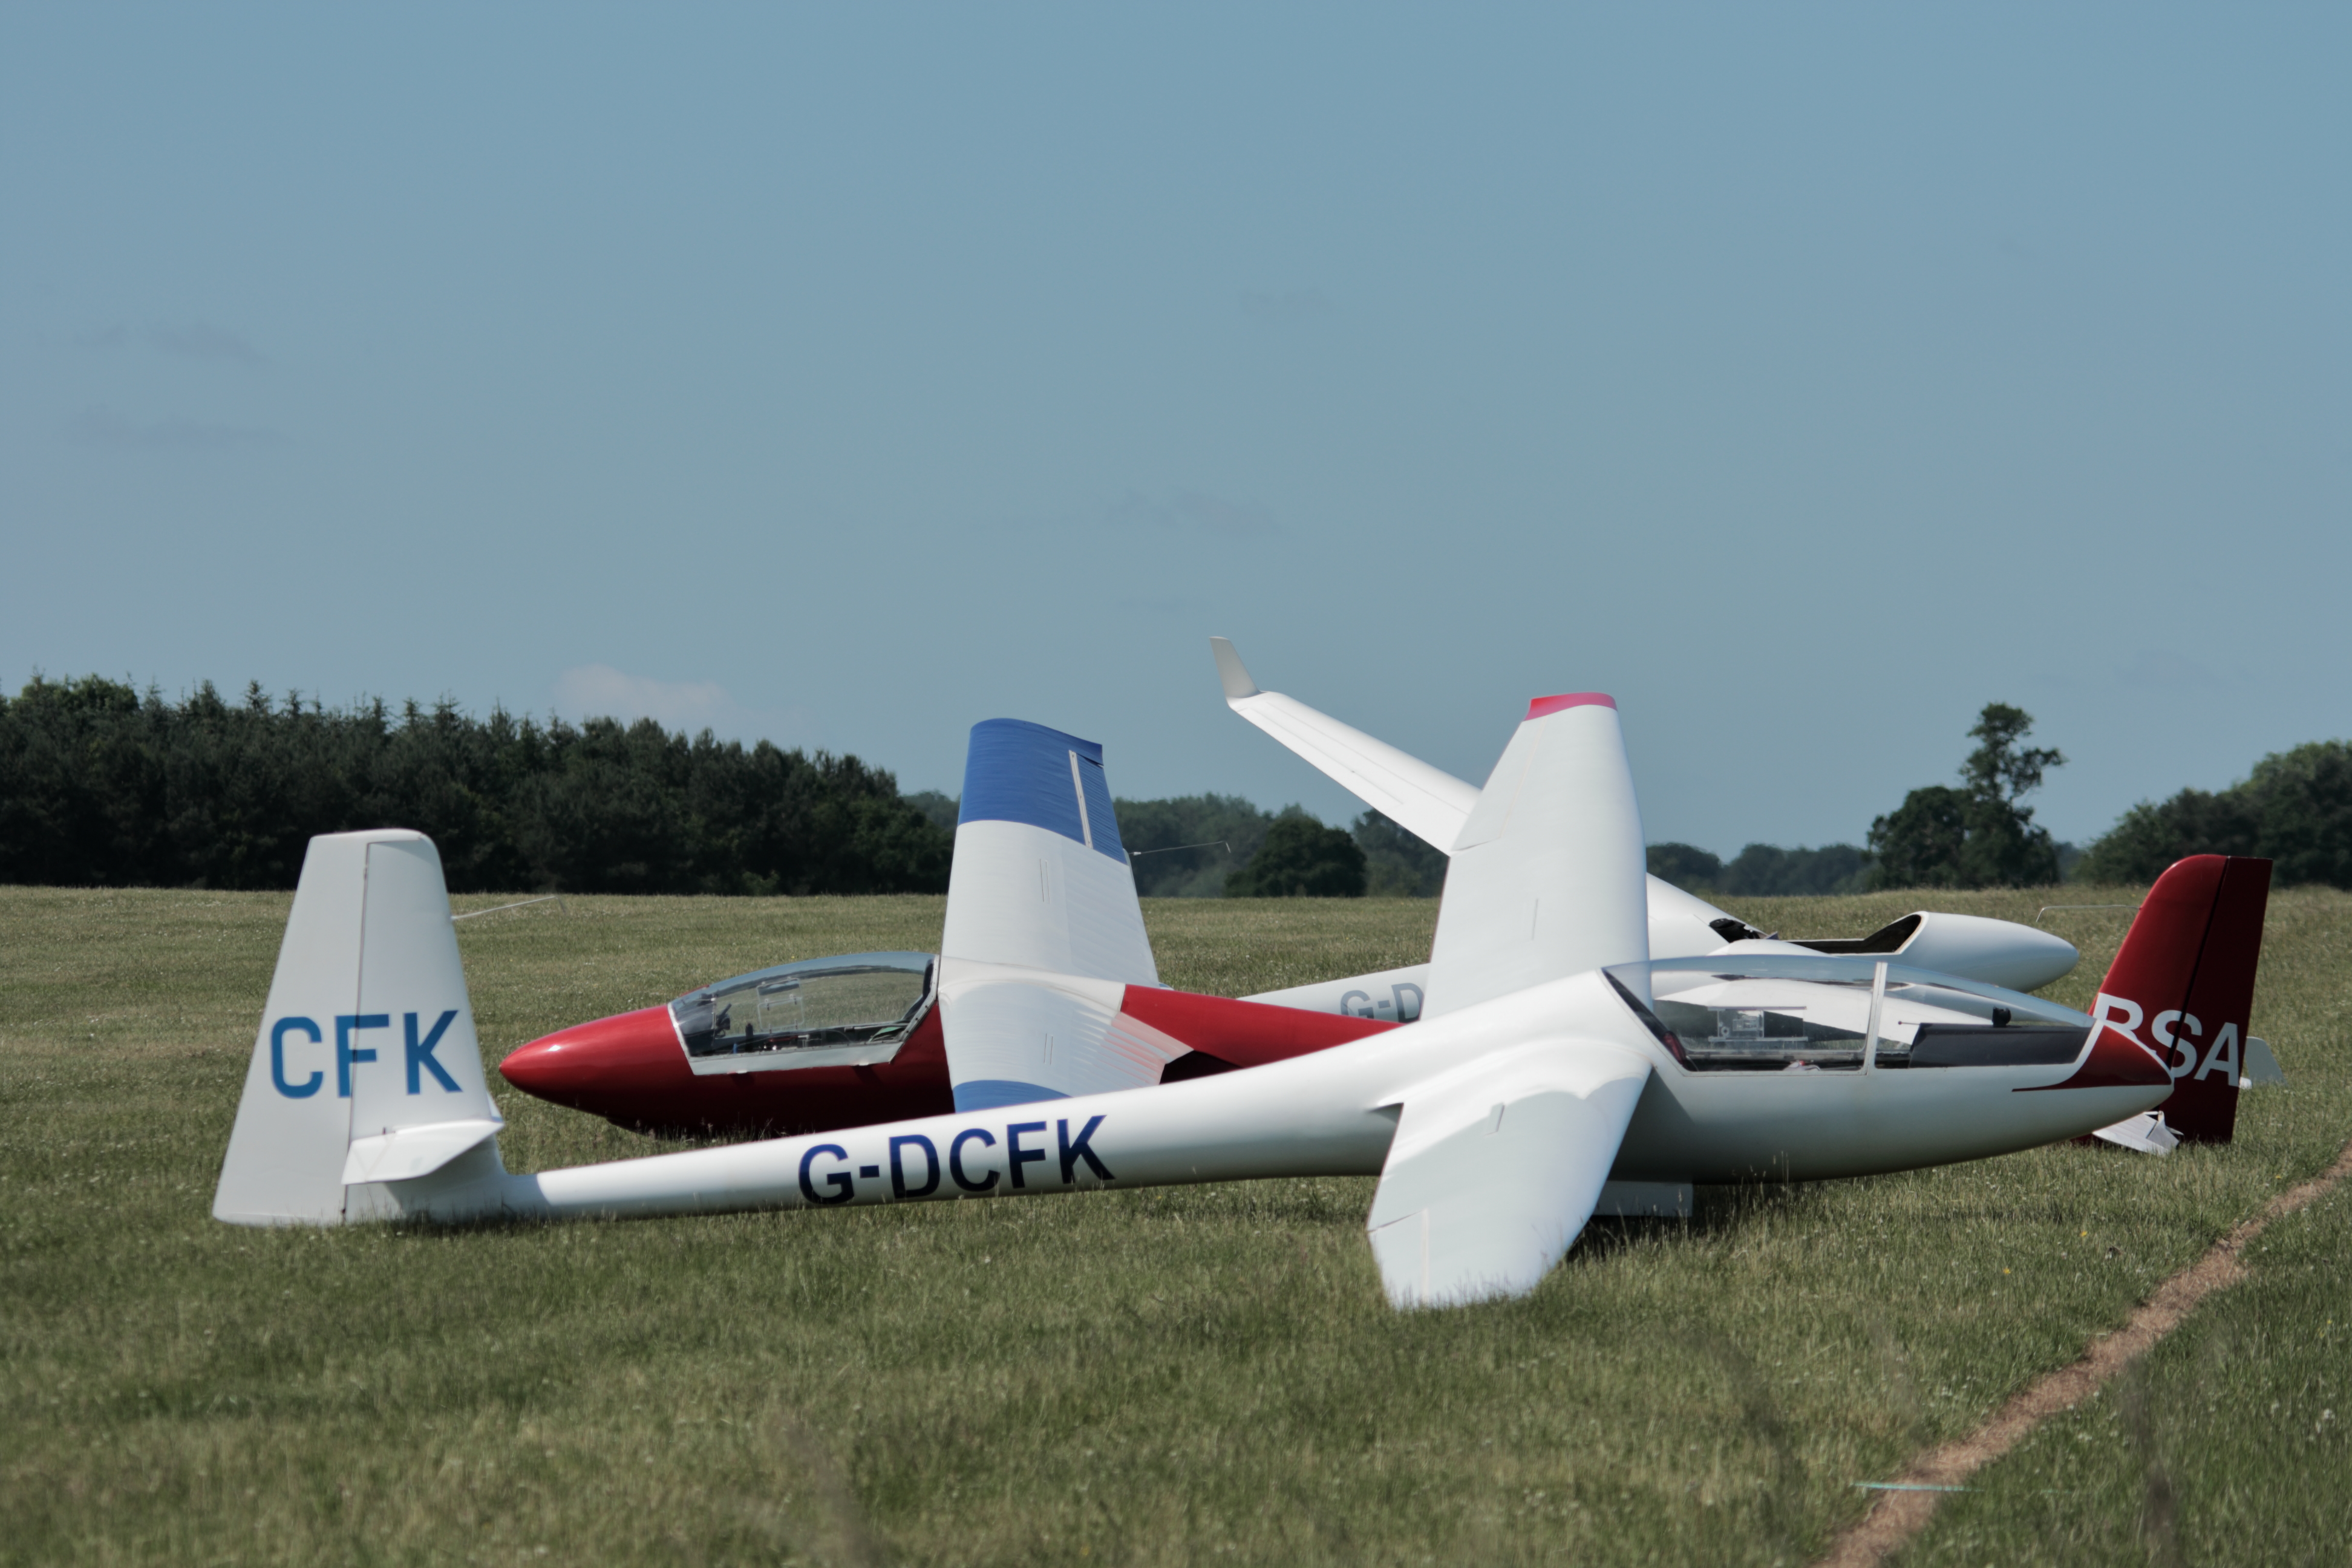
[1, 884, 2346, 1566]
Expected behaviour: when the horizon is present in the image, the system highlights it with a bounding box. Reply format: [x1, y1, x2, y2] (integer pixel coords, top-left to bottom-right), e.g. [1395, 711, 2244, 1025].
[7, 7, 2344, 853]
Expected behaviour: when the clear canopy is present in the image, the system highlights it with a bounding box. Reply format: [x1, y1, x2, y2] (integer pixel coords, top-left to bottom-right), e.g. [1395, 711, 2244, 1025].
[1608, 955, 2091, 1074]
[670, 952, 936, 1072]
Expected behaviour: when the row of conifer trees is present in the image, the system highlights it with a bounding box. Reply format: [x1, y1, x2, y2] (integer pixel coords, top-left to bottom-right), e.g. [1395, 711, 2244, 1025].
[0, 676, 951, 894]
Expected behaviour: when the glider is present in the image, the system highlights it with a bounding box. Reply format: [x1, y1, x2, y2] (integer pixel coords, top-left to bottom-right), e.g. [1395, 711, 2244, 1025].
[1207, 636, 2083, 997]
[215, 693, 2270, 1308]
[498, 684, 2079, 1139]
[495, 719, 1400, 1138]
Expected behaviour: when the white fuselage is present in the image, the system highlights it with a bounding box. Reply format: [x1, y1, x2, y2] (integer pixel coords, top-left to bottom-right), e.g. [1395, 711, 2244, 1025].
[361, 968, 2163, 1226]
[1247, 889, 2082, 1024]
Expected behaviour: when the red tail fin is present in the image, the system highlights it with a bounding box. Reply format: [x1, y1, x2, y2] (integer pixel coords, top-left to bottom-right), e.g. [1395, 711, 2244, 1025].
[2082, 855, 2272, 1144]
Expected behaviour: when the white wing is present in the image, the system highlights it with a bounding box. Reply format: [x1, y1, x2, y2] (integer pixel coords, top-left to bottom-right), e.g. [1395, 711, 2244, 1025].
[1367, 1038, 1652, 1308]
[1212, 637, 1478, 851]
[1207, 638, 1752, 964]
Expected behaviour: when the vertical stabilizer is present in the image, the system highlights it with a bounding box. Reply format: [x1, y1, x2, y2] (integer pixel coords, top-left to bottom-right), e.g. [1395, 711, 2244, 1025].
[212, 830, 506, 1226]
[1423, 695, 1649, 1018]
[2096, 855, 2271, 1143]
[2044, 854, 2272, 1145]
[939, 720, 1163, 1111]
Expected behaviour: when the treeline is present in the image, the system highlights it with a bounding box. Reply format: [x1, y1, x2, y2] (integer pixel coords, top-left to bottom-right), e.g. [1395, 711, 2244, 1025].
[910, 789, 1449, 898]
[2076, 740, 2351, 887]
[1645, 841, 1875, 898]
[18, 672, 2340, 900]
[0, 676, 950, 894]
[1112, 795, 1445, 898]
[1649, 708, 2352, 895]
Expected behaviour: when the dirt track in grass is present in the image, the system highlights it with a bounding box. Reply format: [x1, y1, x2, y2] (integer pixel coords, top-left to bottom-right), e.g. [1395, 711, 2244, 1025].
[1817, 1136, 2352, 1568]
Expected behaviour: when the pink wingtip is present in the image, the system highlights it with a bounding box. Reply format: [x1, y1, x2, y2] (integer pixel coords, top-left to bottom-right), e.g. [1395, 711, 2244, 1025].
[1525, 692, 1616, 720]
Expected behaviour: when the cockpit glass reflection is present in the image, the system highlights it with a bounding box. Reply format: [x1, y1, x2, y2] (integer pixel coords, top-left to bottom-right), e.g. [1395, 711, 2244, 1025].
[670, 952, 935, 1062]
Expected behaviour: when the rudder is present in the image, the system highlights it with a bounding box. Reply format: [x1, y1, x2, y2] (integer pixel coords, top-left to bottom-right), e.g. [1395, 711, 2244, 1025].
[213, 830, 507, 1226]
[2068, 854, 2272, 1144]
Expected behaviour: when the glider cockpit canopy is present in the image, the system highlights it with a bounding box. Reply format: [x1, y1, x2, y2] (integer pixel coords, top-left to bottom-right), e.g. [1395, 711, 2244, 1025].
[670, 952, 936, 1075]
[1609, 954, 2093, 1076]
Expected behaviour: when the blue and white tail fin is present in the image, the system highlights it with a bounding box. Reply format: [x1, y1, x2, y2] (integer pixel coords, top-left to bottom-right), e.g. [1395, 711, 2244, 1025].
[213, 830, 508, 1226]
[1422, 694, 1650, 1018]
[938, 720, 1172, 1112]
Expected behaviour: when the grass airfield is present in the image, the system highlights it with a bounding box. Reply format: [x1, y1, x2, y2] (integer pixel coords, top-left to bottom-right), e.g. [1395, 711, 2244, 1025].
[1, 885, 2347, 1567]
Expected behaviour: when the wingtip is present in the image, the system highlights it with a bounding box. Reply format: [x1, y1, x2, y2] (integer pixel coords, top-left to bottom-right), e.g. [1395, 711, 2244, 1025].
[1209, 636, 1261, 701]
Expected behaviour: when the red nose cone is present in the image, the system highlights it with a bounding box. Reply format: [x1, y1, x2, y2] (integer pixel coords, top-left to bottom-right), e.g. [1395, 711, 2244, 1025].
[500, 1005, 685, 1111]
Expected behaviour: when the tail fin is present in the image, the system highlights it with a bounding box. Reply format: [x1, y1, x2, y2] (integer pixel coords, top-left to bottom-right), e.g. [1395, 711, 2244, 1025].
[938, 720, 1163, 1111]
[1423, 694, 1648, 1018]
[2073, 854, 2272, 1144]
[1207, 636, 1766, 969]
[212, 831, 507, 1226]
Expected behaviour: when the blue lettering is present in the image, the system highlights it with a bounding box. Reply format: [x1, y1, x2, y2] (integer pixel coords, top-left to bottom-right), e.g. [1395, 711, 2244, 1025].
[949, 1128, 998, 1192]
[1006, 1121, 1048, 1189]
[335, 1014, 389, 1098]
[799, 1143, 853, 1205]
[404, 1010, 462, 1093]
[889, 1135, 940, 1199]
[1057, 1115, 1113, 1183]
[270, 1017, 324, 1098]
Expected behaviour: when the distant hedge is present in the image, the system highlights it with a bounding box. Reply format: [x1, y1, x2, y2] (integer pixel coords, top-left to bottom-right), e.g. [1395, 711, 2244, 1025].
[0, 676, 951, 895]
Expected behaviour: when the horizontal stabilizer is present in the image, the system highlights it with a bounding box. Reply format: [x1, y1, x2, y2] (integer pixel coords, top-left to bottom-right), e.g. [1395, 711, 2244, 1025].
[343, 1117, 506, 1185]
[2243, 1036, 2284, 1086]
[1366, 1040, 1651, 1308]
[2092, 1111, 2179, 1155]
[938, 966, 1187, 1111]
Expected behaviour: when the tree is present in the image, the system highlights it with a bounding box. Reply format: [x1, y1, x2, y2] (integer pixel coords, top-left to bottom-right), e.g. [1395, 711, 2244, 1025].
[0, 676, 952, 894]
[2078, 739, 2352, 887]
[1224, 815, 1367, 897]
[1646, 843, 1723, 893]
[1114, 793, 1283, 897]
[1718, 842, 1874, 897]
[1868, 704, 2065, 889]
[1355, 809, 1447, 897]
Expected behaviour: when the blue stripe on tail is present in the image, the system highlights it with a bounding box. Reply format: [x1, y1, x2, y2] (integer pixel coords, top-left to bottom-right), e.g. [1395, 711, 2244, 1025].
[958, 719, 1128, 861]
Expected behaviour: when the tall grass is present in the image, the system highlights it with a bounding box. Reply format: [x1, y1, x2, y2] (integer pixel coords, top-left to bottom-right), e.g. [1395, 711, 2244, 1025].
[1, 884, 2344, 1565]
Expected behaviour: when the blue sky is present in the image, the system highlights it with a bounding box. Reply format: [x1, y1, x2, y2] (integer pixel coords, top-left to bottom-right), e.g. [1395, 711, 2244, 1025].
[4, 5, 2344, 855]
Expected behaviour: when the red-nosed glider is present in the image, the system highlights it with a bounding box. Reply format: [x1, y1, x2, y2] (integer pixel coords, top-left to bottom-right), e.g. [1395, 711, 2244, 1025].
[214, 697, 2268, 1308]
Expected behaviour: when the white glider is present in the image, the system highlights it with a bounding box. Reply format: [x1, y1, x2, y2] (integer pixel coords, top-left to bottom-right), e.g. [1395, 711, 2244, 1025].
[1209, 636, 2082, 999]
[214, 694, 2258, 1309]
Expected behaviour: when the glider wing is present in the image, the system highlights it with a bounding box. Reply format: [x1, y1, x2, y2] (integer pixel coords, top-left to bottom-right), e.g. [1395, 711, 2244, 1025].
[1210, 637, 1478, 852]
[1367, 1038, 1652, 1308]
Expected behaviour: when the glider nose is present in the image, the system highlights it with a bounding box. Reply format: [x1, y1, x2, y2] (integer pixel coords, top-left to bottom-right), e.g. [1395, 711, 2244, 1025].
[499, 1005, 682, 1111]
